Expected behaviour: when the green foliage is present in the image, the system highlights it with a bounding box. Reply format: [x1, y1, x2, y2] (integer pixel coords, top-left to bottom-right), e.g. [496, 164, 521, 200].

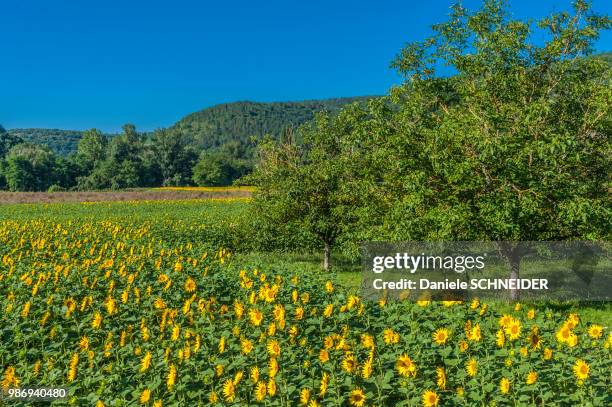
[249, 0, 611, 273]
[76, 129, 108, 172]
[1, 199, 610, 406]
[7, 98, 372, 158]
[150, 128, 198, 186]
[379, 0, 611, 243]
[7, 128, 114, 156]
[247, 112, 362, 270]
[173, 98, 373, 150]
[1, 98, 373, 191]
[1, 143, 58, 191]
[192, 152, 232, 186]
[594, 51, 612, 64]
[192, 142, 254, 186]
[76, 124, 149, 190]
[0, 127, 23, 158]
[47, 184, 67, 192]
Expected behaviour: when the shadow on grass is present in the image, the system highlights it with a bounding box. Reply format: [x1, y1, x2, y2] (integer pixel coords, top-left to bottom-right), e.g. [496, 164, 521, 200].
[230, 251, 611, 326]
[230, 251, 361, 286]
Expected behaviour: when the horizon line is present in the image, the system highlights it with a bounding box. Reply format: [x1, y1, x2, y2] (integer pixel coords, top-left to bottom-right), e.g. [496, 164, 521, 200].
[3, 94, 380, 133]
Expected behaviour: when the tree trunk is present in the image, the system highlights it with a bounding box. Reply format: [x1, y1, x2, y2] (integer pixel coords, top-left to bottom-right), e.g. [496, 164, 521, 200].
[323, 241, 331, 272]
[497, 242, 522, 302]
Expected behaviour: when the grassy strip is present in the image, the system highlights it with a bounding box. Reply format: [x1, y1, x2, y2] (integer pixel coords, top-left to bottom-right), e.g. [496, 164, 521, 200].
[231, 251, 612, 327]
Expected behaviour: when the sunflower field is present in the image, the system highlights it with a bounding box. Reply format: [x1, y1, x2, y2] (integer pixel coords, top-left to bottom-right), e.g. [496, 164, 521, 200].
[0, 201, 610, 406]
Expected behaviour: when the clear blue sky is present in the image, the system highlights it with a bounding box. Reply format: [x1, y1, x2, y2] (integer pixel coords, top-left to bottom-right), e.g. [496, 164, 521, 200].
[2, 0, 611, 132]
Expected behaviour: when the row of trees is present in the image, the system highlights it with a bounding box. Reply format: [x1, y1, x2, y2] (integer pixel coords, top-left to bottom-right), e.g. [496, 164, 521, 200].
[248, 0, 611, 275]
[0, 125, 252, 191]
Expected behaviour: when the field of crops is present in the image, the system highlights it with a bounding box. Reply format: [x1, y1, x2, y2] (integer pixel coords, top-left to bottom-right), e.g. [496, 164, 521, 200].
[0, 200, 610, 406]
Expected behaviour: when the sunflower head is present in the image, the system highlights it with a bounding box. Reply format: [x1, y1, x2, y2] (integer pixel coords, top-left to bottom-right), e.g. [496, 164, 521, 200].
[526, 371, 538, 385]
[422, 390, 439, 407]
[432, 328, 450, 345]
[573, 359, 590, 381]
[396, 354, 417, 377]
[349, 388, 366, 407]
[465, 358, 477, 377]
[500, 377, 510, 394]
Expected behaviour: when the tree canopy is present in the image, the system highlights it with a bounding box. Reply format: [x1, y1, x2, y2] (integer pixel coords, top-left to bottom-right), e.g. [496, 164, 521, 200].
[249, 0, 611, 273]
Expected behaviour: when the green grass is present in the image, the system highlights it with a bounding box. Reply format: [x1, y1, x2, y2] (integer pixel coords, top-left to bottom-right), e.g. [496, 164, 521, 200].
[231, 251, 612, 327]
[230, 251, 361, 289]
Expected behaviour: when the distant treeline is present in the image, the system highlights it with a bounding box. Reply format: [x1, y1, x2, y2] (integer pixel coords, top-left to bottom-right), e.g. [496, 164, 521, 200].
[0, 124, 245, 191]
[0, 98, 371, 191]
[7, 129, 111, 156]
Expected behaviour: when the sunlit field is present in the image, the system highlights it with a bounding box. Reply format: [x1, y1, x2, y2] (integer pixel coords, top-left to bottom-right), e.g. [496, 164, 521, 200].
[0, 200, 609, 406]
[152, 186, 256, 193]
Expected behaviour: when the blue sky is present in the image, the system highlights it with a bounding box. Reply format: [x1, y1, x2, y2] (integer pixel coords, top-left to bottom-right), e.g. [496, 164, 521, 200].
[2, 0, 611, 132]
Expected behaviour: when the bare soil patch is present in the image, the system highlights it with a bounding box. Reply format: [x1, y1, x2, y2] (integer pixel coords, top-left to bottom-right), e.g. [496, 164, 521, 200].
[0, 189, 251, 204]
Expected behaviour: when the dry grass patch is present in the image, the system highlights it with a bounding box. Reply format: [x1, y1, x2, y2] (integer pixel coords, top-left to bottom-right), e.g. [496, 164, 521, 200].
[0, 188, 252, 204]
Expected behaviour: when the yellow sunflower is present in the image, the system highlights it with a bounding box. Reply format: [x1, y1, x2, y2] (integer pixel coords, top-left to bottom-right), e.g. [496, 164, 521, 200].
[498, 314, 513, 328]
[299, 388, 310, 405]
[342, 354, 358, 374]
[222, 378, 235, 402]
[496, 329, 505, 347]
[422, 390, 439, 407]
[588, 325, 603, 339]
[396, 354, 417, 377]
[505, 319, 521, 340]
[500, 377, 510, 394]
[267, 379, 277, 396]
[349, 388, 366, 407]
[528, 327, 542, 349]
[249, 308, 264, 326]
[166, 364, 177, 391]
[465, 358, 477, 377]
[269, 358, 279, 377]
[319, 372, 329, 396]
[436, 367, 446, 390]
[383, 328, 400, 345]
[556, 324, 572, 344]
[319, 349, 329, 363]
[432, 328, 450, 345]
[526, 371, 538, 385]
[184, 277, 196, 293]
[573, 359, 590, 381]
[267, 340, 281, 358]
[139, 388, 151, 404]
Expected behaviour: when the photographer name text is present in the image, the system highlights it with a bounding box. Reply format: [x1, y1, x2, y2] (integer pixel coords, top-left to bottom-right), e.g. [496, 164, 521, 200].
[372, 278, 549, 290]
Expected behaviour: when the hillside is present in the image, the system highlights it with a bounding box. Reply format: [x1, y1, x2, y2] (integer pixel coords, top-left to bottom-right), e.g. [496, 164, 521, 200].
[596, 51, 612, 64]
[6, 97, 373, 155]
[7, 128, 85, 156]
[171, 97, 374, 149]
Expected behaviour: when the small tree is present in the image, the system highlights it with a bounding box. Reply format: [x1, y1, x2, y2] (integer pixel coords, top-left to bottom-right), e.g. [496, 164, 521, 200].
[76, 129, 107, 173]
[152, 128, 197, 186]
[248, 115, 354, 271]
[192, 152, 232, 186]
[2, 143, 58, 191]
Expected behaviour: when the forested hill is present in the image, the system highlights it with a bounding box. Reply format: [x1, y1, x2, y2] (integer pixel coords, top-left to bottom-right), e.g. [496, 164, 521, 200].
[7, 97, 373, 155]
[596, 51, 612, 64]
[7, 128, 118, 156]
[171, 97, 374, 149]
[7, 129, 86, 156]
